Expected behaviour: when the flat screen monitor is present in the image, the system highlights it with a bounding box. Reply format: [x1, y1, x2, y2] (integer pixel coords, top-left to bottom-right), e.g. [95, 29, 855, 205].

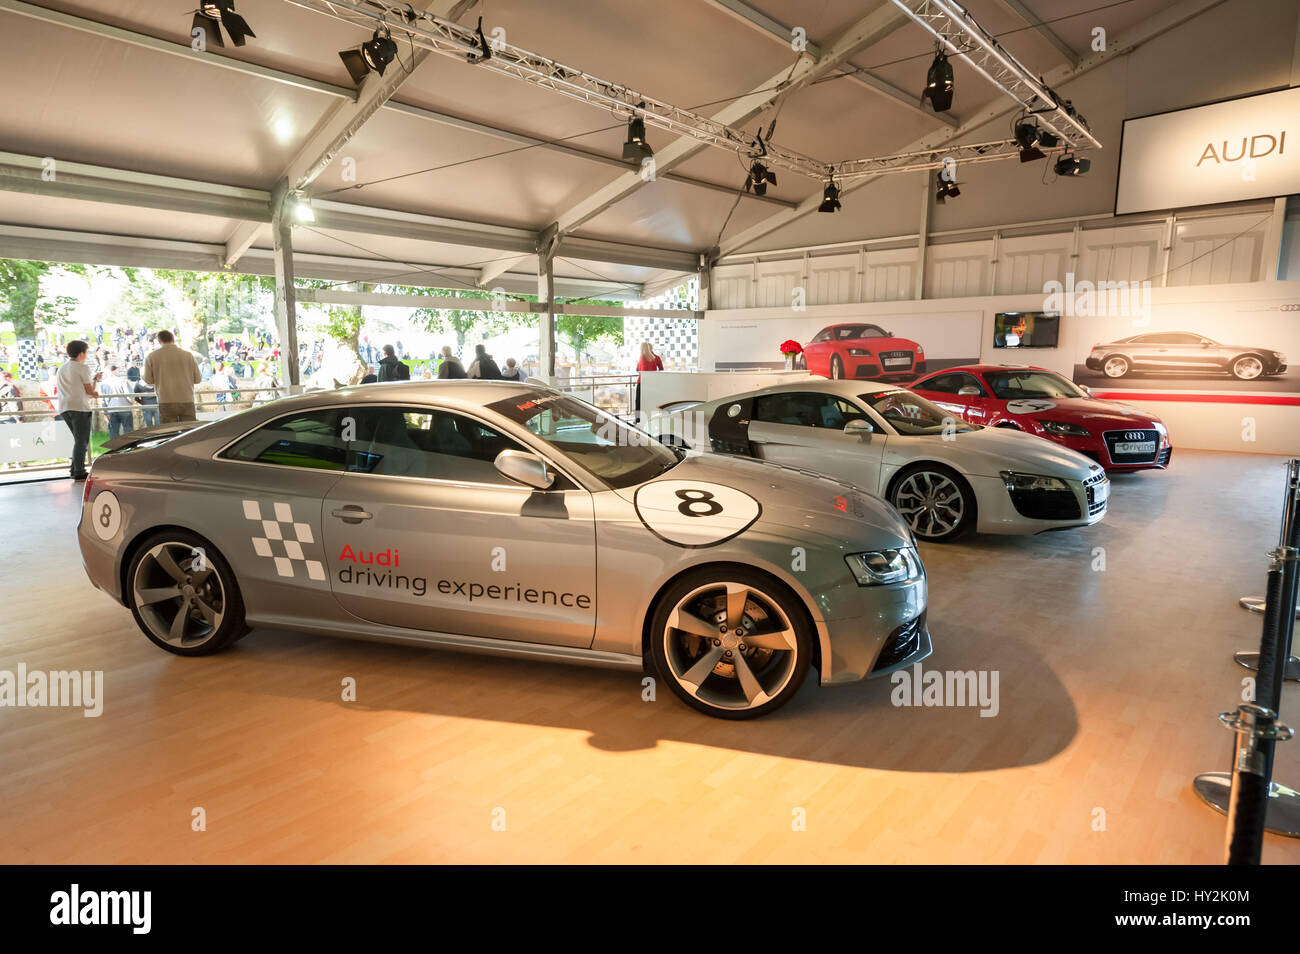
[993, 311, 1059, 349]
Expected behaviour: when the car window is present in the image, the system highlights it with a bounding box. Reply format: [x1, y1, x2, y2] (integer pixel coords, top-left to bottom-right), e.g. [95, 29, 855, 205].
[811, 329, 833, 343]
[753, 391, 869, 429]
[223, 406, 527, 484]
[834, 325, 881, 340]
[859, 390, 978, 435]
[917, 372, 984, 395]
[983, 370, 1085, 399]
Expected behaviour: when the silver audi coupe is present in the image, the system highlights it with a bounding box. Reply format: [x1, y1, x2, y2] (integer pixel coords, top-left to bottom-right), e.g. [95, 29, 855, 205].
[78, 382, 931, 719]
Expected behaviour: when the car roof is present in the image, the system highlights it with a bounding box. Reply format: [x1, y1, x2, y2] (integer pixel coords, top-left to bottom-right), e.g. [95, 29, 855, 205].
[729, 378, 908, 400]
[258, 379, 544, 414]
[917, 363, 1051, 377]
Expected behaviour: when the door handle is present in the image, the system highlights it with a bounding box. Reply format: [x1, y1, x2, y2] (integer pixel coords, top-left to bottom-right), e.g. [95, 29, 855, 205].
[331, 506, 372, 522]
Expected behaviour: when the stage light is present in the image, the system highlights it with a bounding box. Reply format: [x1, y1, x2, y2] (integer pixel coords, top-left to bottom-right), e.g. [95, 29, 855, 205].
[921, 51, 954, 113]
[1014, 121, 1059, 163]
[622, 113, 653, 162]
[339, 27, 399, 86]
[935, 172, 960, 203]
[818, 179, 841, 213]
[192, 1, 255, 49]
[1054, 153, 1091, 177]
[745, 162, 777, 196]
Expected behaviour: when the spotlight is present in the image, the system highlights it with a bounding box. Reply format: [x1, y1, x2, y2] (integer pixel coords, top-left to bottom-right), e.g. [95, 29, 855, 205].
[1054, 152, 1091, 177]
[1013, 121, 1060, 163]
[921, 51, 954, 113]
[622, 113, 653, 163]
[745, 162, 777, 196]
[935, 172, 960, 203]
[339, 27, 399, 86]
[291, 194, 315, 223]
[818, 179, 841, 213]
[192, 1, 255, 49]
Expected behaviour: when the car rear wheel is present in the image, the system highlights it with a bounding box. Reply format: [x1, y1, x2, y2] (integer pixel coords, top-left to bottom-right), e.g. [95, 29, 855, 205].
[890, 464, 975, 542]
[1232, 355, 1264, 380]
[830, 354, 845, 379]
[128, 531, 248, 656]
[650, 569, 812, 719]
[1102, 356, 1130, 378]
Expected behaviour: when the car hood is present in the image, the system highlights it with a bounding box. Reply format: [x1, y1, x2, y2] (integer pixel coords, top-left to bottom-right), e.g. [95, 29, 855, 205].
[907, 426, 1103, 481]
[619, 452, 914, 550]
[1009, 396, 1163, 428]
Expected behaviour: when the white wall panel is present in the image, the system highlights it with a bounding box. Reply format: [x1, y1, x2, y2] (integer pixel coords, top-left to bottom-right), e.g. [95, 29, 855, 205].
[1168, 214, 1267, 286]
[754, 262, 801, 309]
[1078, 224, 1162, 285]
[807, 253, 858, 306]
[926, 240, 992, 298]
[995, 234, 1071, 295]
[710, 264, 750, 310]
[863, 248, 915, 302]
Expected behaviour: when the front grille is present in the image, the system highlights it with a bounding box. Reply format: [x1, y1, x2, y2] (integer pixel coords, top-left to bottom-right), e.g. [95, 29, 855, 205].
[872, 611, 926, 673]
[1008, 486, 1082, 520]
[1157, 446, 1172, 467]
[1084, 470, 1108, 517]
[877, 349, 914, 372]
[1104, 428, 1159, 465]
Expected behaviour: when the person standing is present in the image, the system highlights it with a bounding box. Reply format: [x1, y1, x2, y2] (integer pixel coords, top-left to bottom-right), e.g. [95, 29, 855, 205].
[143, 330, 202, 423]
[436, 346, 466, 379]
[56, 340, 99, 481]
[635, 341, 663, 418]
[127, 366, 158, 427]
[0, 371, 20, 423]
[376, 344, 410, 382]
[99, 365, 134, 439]
[500, 357, 525, 382]
[467, 344, 502, 380]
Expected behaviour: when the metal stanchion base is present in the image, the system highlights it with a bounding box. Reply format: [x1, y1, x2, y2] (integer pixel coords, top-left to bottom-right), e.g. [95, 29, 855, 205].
[1193, 772, 1300, 838]
[1239, 596, 1300, 618]
[1232, 651, 1300, 681]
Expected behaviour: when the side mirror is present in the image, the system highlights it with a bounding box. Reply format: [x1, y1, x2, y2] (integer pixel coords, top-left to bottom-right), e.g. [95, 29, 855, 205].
[957, 385, 982, 396]
[494, 449, 555, 490]
[1081, 385, 1093, 396]
[844, 419, 874, 438]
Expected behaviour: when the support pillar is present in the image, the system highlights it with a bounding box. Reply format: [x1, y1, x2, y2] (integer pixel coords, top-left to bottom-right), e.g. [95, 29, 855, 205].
[271, 179, 300, 389]
[538, 224, 559, 380]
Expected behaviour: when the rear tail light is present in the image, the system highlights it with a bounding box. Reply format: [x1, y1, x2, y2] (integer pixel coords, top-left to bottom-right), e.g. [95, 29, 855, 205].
[82, 475, 96, 503]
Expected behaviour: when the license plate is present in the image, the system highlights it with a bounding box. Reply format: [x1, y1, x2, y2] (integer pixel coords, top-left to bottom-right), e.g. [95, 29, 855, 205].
[1114, 441, 1155, 456]
[1092, 480, 1109, 504]
[883, 357, 910, 367]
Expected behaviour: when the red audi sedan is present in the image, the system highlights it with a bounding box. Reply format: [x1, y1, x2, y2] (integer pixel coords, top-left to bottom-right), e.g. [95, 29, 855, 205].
[908, 365, 1172, 471]
[801, 323, 926, 381]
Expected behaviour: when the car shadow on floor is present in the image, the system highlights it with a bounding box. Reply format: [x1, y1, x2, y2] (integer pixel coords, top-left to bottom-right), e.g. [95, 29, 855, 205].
[192, 615, 1077, 773]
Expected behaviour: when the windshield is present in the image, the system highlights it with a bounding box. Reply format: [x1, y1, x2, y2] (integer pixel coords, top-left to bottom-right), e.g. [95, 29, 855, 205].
[860, 390, 978, 436]
[486, 390, 681, 489]
[983, 370, 1086, 400]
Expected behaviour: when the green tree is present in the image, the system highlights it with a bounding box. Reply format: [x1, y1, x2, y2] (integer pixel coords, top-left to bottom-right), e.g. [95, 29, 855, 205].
[557, 311, 624, 376]
[0, 260, 91, 337]
[153, 270, 274, 357]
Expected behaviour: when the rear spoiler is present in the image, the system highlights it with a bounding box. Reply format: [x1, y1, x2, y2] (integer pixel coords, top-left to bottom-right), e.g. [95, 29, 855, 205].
[102, 419, 208, 453]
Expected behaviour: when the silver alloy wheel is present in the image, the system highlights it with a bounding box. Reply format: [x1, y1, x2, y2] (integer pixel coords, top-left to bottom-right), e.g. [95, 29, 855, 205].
[894, 470, 964, 538]
[132, 542, 226, 649]
[830, 356, 844, 379]
[1103, 356, 1129, 378]
[662, 581, 799, 711]
[1233, 356, 1264, 380]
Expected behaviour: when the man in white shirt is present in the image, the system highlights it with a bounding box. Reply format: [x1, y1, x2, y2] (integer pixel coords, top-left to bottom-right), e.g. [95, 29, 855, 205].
[56, 339, 99, 481]
[98, 364, 134, 440]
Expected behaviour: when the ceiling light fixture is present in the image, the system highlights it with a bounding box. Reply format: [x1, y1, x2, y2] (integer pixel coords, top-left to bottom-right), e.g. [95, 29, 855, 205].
[339, 26, 399, 85]
[1054, 152, 1091, 177]
[818, 176, 842, 213]
[1013, 120, 1059, 163]
[935, 171, 960, 203]
[290, 194, 315, 223]
[192, 1, 255, 48]
[921, 50, 954, 113]
[745, 161, 777, 197]
[622, 107, 653, 162]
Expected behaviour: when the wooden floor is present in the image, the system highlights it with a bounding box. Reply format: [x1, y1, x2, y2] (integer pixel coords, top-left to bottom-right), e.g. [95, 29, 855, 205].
[1, 450, 1297, 864]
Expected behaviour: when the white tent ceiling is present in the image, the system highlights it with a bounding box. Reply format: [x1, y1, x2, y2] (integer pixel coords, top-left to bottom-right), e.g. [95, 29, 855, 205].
[0, 0, 1294, 296]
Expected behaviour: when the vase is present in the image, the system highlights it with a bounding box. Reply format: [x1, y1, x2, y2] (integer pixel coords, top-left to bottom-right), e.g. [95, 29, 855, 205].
[783, 354, 795, 371]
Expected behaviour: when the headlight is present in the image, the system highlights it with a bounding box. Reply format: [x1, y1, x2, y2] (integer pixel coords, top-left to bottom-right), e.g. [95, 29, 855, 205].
[845, 548, 923, 586]
[1039, 420, 1091, 437]
[847, 348, 872, 356]
[1000, 471, 1071, 493]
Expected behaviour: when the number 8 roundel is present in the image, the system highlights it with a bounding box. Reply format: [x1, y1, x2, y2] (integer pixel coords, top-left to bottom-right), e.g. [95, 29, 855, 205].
[633, 480, 762, 548]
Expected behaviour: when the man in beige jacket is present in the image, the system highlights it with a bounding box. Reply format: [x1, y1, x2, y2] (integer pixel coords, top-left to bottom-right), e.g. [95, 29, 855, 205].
[143, 330, 202, 423]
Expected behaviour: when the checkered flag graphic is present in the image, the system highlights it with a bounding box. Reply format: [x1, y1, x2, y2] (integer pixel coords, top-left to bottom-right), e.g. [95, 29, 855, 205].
[242, 499, 326, 581]
[17, 339, 38, 380]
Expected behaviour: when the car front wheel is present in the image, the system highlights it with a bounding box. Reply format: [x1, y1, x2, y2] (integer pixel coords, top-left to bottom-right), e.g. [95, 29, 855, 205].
[1232, 355, 1264, 380]
[650, 569, 812, 719]
[128, 530, 249, 656]
[890, 464, 976, 542]
[1102, 355, 1130, 378]
[830, 354, 844, 379]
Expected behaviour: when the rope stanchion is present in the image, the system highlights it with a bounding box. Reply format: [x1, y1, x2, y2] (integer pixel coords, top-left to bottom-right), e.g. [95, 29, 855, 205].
[1235, 461, 1300, 679]
[1194, 458, 1300, 848]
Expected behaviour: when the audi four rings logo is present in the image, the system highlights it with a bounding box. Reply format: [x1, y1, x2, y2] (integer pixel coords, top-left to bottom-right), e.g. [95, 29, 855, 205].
[1124, 431, 1147, 440]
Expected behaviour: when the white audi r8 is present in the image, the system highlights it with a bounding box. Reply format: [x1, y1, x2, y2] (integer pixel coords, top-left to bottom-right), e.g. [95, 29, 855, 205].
[655, 380, 1109, 542]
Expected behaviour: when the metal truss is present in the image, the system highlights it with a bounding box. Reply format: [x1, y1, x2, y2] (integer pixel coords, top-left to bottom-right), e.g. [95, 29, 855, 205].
[283, 0, 1097, 186]
[887, 0, 1102, 150]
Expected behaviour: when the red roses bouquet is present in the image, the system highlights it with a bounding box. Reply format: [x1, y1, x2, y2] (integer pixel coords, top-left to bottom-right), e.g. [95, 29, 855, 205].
[779, 339, 803, 357]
